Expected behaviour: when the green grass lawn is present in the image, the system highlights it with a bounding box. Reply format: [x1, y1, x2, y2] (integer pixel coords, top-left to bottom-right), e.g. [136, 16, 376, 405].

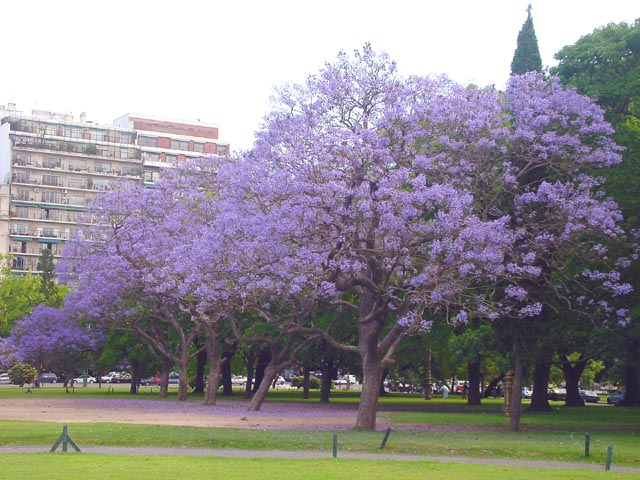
[2, 455, 638, 480]
[0, 385, 638, 473]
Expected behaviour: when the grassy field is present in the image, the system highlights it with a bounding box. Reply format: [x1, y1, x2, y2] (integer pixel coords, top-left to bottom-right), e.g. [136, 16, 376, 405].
[2, 454, 638, 480]
[0, 385, 638, 477]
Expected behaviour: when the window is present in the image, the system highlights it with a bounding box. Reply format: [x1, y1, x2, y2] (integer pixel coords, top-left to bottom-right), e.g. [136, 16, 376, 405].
[68, 177, 87, 189]
[14, 223, 28, 235]
[118, 132, 135, 144]
[144, 170, 160, 183]
[98, 146, 112, 157]
[12, 257, 27, 270]
[14, 172, 30, 183]
[41, 191, 59, 203]
[13, 153, 31, 165]
[68, 160, 87, 171]
[122, 165, 139, 176]
[94, 162, 111, 173]
[69, 195, 85, 206]
[93, 179, 110, 190]
[138, 136, 157, 147]
[15, 206, 29, 218]
[193, 142, 205, 153]
[42, 174, 60, 186]
[143, 152, 160, 162]
[41, 208, 59, 221]
[16, 188, 29, 200]
[170, 139, 190, 151]
[43, 157, 62, 169]
[165, 154, 177, 163]
[41, 227, 58, 237]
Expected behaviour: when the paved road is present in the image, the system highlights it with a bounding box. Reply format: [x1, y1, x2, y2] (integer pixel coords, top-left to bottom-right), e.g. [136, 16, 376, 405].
[1, 445, 638, 472]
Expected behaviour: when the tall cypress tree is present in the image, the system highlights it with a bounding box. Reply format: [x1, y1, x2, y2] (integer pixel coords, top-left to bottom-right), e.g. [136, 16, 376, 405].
[511, 4, 543, 75]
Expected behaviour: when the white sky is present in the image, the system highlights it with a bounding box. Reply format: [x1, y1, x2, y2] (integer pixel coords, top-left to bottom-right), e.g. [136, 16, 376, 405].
[2, 1, 637, 152]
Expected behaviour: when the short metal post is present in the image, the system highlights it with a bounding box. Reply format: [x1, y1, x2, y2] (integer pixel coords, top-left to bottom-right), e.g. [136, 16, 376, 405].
[585, 433, 590, 457]
[51, 424, 81, 452]
[604, 445, 613, 471]
[332, 434, 338, 458]
[380, 427, 392, 449]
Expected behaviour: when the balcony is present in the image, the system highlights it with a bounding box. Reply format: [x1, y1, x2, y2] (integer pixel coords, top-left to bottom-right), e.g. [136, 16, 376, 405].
[11, 135, 142, 160]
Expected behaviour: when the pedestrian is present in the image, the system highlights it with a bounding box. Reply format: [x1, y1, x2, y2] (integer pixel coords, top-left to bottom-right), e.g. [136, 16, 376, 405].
[441, 384, 449, 399]
[462, 382, 468, 400]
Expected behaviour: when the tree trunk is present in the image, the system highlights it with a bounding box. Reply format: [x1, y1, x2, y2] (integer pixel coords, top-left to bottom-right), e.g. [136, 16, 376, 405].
[620, 336, 640, 406]
[510, 347, 524, 432]
[483, 373, 505, 398]
[129, 359, 140, 394]
[193, 348, 207, 394]
[424, 348, 433, 400]
[220, 342, 238, 396]
[248, 364, 278, 411]
[467, 359, 482, 406]
[177, 362, 189, 401]
[320, 358, 333, 403]
[356, 352, 385, 430]
[302, 367, 311, 400]
[203, 326, 221, 406]
[561, 355, 586, 407]
[159, 358, 172, 398]
[220, 359, 233, 396]
[244, 350, 256, 399]
[252, 350, 269, 394]
[527, 359, 552, 412]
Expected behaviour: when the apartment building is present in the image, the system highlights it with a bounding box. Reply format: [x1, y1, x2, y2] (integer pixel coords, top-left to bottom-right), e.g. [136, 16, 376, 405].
[113, 113, 229, 187]
[0, 104, 229, 274]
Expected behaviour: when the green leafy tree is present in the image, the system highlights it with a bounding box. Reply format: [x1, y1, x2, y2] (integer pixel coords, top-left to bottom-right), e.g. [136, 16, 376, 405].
[0, 256, 45, 337]
[553, 18, 640, 407]
[511, 4, 543, 74]
[8, 363, 37, 386]
[37, 249, 67, 308]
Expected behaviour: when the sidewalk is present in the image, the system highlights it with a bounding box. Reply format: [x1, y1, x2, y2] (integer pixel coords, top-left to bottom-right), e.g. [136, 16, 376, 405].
[1, 445, 638, 472]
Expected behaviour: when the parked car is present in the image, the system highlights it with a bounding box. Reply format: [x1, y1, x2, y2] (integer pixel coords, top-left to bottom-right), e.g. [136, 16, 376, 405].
[579, 390, 600, 403]
[607, 391, 625, 405]
[335, 374, 357, 385]
[100, 371, 131, 383]
[139, 375, 161, 386]
[168, 372, 180, 385]
[231, 375, 248, 387]
[73, 375, 96, 384]
[0, 373, 11, 384]
[39, 373, 58, 383]
[100, 372, 119, 383]
[521, 387, 532, 399]
[548, 387, 566, 401]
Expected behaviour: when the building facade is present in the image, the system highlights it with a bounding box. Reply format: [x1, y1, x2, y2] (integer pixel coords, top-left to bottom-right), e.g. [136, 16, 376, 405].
[0, 104, 229, 274]
[113, 113, 228, 188]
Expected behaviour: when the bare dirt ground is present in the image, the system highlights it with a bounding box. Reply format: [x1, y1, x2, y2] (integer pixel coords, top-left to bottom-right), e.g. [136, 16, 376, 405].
[0, 396, 374, 431]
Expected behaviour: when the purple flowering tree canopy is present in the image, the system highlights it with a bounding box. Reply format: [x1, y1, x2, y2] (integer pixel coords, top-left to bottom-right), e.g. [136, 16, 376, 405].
[8, 304, 101, 378]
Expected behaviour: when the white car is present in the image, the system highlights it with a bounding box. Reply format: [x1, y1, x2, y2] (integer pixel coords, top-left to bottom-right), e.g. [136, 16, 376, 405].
[231, 375, 248, 387]
[73, 375, 96, 384]
[0, 373, 11, 384]
[335, 375, 357, 385]
[100, 372, 122, 383]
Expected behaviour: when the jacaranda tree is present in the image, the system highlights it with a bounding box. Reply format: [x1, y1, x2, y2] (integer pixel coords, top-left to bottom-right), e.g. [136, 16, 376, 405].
[246, 46, 628, 430]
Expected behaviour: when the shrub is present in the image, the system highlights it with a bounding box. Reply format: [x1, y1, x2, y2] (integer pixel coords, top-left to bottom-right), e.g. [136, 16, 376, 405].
[8, 363, 37, 386]
[291, 376, 322, 389]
